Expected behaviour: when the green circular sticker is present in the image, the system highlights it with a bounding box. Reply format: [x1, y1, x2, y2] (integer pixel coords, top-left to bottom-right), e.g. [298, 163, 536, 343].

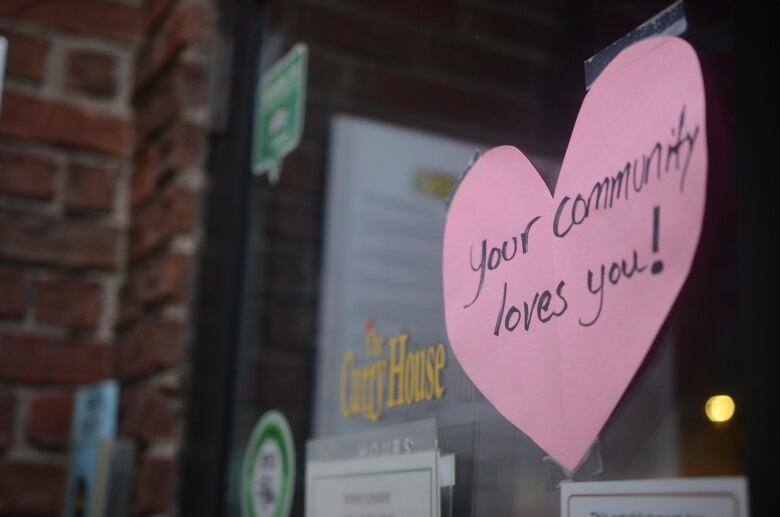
[241, 411, 295, 517]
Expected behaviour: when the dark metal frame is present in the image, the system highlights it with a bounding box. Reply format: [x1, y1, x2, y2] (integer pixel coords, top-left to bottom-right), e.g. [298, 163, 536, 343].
[180, 0, 264, 515]
[738, 4, 772, 515]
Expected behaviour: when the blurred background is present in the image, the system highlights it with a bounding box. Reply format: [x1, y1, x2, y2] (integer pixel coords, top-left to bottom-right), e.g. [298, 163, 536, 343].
[0, 0, 771, 516]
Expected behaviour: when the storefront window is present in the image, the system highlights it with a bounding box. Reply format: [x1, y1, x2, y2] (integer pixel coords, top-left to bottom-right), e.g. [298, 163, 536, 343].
[185, 1, 753, 515]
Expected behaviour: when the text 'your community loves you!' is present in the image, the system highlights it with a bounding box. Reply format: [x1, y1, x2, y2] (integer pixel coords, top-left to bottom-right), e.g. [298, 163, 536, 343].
[442, 36, 708, 471]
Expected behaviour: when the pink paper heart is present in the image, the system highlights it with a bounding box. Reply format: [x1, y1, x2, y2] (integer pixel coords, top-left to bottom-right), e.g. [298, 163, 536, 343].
[442, 37, 707, 471]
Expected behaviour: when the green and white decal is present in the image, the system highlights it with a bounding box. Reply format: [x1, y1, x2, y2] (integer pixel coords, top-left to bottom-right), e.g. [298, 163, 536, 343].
[241, 411, 295, 517]
[251, 43, 308, 183]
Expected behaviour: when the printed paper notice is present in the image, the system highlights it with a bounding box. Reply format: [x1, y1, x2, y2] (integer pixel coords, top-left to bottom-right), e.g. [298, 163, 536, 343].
[306, 451, 439, 517]
[561, 477, 749, 517]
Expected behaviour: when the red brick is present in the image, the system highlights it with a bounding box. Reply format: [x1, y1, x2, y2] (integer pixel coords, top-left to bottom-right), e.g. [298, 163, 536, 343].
[0, 334, 112, 384]
[119, 254, 190, 326]
[0, 148, 57, 200]
[134, 62, 208, 147]
[120, 253, 189, 325]
[0, 29, 49, 82]
[297, 4, 425, 65]
[65, 162, 116, 212]
[0, 460, 65, 515]
[0, 209, 118, 269]
[27, 392, 74, 449]
[0, 0, 143, 43]
[116, 319, 183, 381]
[66, 49, 118, 97]
[129, 186, 197, 261]
[306, 49, 352, 99]
[338, 0, 458, 29]
[133, 456, 173, 514]
[36, 276, 102, 330]
[134, 85, 178, 148]
[135, 2, 211, 90]
[120, 288, 147, 326]
[0, 390, 14, 450]
[0, 91, 131, 157]
[131, 122, 204, 207]
[427, 38, 553, 93]
[0, 269, 25, 319]
[466, 6, 556, 52]
[265, 190, 321, 240]
[131, 146, 159, 207]
[278, 143, 323, 192]
[267, 303, 316, 349]
[119, 384, 175, 443]
[158, 121, 205, 172]
[301, 101, 334, 141]
[352, 64, 535, 136]
[154, 370, 181, 396]
[145, 0, 176, 31]
[253, 355, 312, 407]
[265, 246, 318, 298]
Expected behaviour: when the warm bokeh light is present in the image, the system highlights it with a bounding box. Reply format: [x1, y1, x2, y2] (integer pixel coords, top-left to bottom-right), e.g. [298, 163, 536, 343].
[705, 395, 735, 423]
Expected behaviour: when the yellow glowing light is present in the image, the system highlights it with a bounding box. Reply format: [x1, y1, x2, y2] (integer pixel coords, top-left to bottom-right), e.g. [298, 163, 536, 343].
[705, 395, 735, 423]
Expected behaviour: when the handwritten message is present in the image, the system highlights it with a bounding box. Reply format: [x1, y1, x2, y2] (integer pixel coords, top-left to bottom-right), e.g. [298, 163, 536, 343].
[442, 37, 707, 471]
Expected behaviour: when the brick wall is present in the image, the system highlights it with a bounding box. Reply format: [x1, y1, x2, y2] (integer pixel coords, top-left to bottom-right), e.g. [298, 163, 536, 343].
[120, 1, 211, 514]
[0, 0, 212, 515]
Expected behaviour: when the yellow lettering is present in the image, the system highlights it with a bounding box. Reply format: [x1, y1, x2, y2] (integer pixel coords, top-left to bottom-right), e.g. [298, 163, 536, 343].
[363, 366, 374, 418]
[340, 352, 355, 417]
[365, 326, 384, 357]
[404, 352, 415, 405]
[425, 348, 435, 400]
[350, 367, 362, 415]
[341, 333, 446, 422]
[413, 350, 426, 402]
[375, 360, 387, 418]
[386, 335, 406, 408]
[434, 344, 446, 398]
